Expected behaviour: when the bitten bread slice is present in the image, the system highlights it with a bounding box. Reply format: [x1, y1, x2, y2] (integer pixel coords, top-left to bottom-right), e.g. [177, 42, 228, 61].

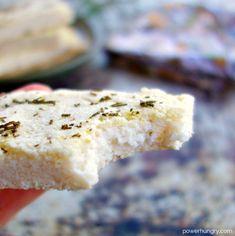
[0, 88, 194, 190]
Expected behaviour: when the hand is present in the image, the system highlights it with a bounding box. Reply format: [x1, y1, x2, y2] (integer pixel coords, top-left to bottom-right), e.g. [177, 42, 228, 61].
[0, 83, 51, 227]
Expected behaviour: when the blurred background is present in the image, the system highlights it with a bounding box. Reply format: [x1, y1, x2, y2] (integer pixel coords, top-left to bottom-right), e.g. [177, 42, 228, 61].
[1, 0, 235, 235]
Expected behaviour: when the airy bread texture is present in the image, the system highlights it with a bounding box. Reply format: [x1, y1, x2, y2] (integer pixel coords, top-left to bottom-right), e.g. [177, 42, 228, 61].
[0, 88, 194, 190]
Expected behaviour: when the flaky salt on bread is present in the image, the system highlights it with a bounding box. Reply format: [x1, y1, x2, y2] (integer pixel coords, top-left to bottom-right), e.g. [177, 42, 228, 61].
[0, 88, 194, 190]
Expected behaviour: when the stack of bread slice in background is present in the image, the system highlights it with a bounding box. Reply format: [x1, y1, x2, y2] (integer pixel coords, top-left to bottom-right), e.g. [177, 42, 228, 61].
[0, 0, 88, 79]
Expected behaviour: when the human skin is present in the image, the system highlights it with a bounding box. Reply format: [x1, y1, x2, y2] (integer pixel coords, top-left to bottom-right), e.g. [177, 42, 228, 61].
[0, 84, 51, 227]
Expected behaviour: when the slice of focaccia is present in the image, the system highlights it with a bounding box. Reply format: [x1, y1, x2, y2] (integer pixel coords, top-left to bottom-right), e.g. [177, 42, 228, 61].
[0, 88, 194, 190]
